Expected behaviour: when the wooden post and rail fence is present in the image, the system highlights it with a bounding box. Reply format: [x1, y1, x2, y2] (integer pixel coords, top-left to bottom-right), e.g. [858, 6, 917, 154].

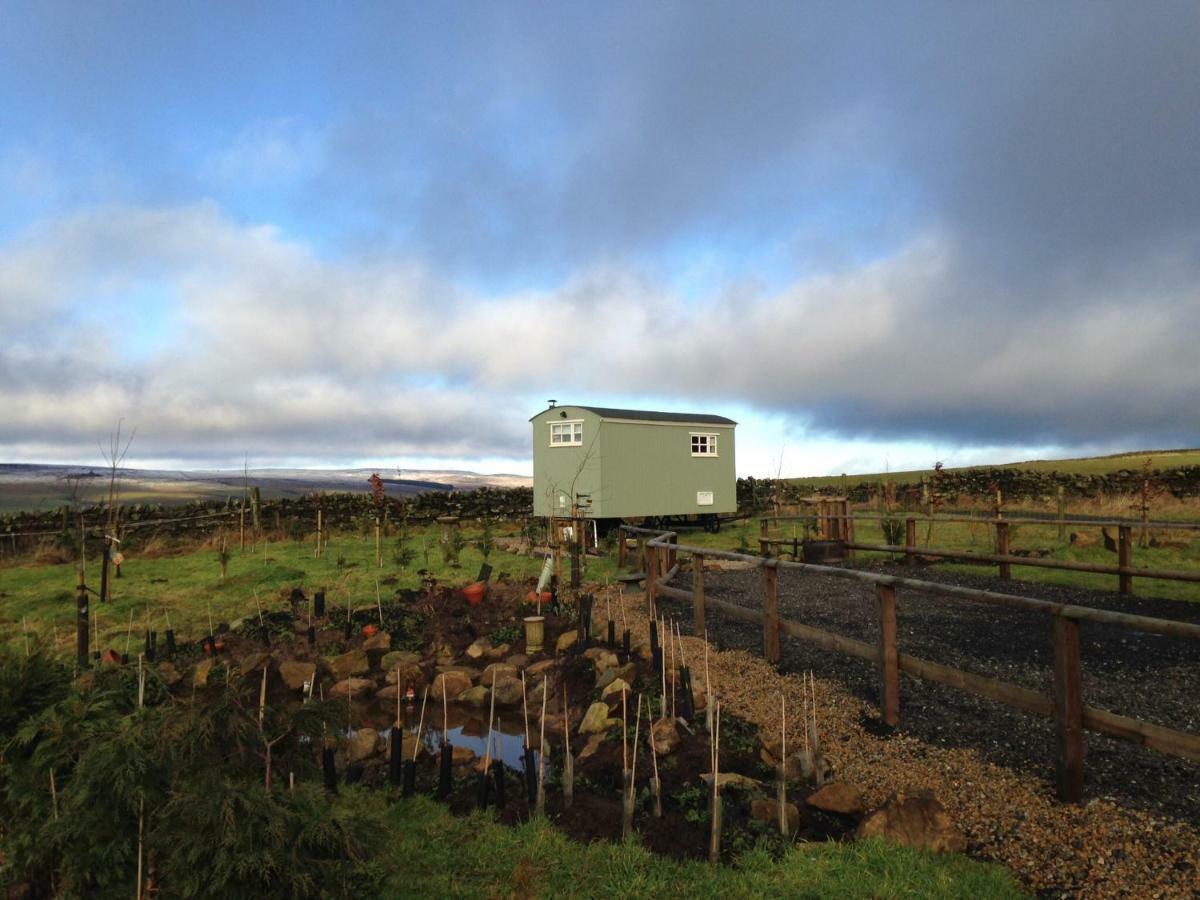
[619, 524, 1200, 804]
[757, 511, 1200, 597]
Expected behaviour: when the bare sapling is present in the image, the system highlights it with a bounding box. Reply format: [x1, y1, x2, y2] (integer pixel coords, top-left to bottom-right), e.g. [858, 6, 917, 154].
[622, 693, 642, 840]
[535, 683, 548, 817]
[375, 577, 384, 626]
[647, 699, 662, 817]
[562, 686, 574, 809]
[705, 628, 713, 734]
[709, 700, 722, 864]
[777, 695, 788, 836]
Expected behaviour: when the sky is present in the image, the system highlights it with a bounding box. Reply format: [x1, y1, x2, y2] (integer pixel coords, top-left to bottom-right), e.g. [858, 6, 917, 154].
[1, 2, 1197, 477]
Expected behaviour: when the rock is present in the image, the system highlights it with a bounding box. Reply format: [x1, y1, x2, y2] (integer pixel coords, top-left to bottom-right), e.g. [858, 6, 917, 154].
[192, 658, 215, 685]
[539, 712, 565, 739]
[555, 631, 579, 654]
[385, 664, 424, 689]
[101, 649, 123, 668]
[465, 638, 491, 659]
[346, 727, 380, 762]
[431, 670, 473, 701]
[375, 684, 408, 703]
[807, 782, 866, 817]
[458, 685, 491, 706]
[236, 651, 272, 677]
[577, 733, 606, 761]
[449, 745, 476, 766]
[751, 798, 800, 832]
[699, 772, 763, 791]
[363, 631, 391, 652]
[481, 662, 518, 684]
[329, 677, 375, 699]
[155, 661, 181, 686]
[328, 649, 369, 681]
[596, 662, 636, 691]
[487, 643, 512, 660]
[505, 653, 528, 669]
[760, 748, 812, 781]
[583, 647, 619, 673]
[381, 650, 421, 671]
[279, 660, 316, 691]
[526, 658, 557, 678]
[855, 790, 966, 854]
[651, 717, 681, 756]
[491, 676, 524, 706]
[600, 678, 632, 701]
[579, 701, 613, 734]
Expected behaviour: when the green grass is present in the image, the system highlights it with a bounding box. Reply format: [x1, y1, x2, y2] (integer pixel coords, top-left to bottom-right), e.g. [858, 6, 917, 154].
[788, 448, 1200, 489]
[356, 794, 1025, 898]
[0, 524, 569, 654]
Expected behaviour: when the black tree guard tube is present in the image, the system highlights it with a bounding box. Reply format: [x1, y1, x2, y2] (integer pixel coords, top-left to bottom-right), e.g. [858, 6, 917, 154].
[322, 746, 338, 794]
[164, 629, 176, 658]
[679, 667, 695, 722]
[343, 621, 352, 641]
[651, 645, 663, 679]
[437, 742, 453, 799]
[402, 760, 416, 797]
[314, 590, 325, 617]
[608, 620, 616, 647]
[524, 747, 538, 806]
[307, 625, 316, 645]
[622, 630, 631, 658]
[649, 619, 659, 655]
[494, 762, 506, 808]
[476, 771, 491, 810]
[389, 728, 403, 785]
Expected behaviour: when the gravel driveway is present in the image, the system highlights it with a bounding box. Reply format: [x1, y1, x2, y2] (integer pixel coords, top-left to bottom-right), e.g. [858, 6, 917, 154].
[661, 559, 1200, 827]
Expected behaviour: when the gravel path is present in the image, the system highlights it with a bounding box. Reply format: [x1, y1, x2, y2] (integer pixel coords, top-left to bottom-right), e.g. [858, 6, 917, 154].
[632, 563, 1200, 898]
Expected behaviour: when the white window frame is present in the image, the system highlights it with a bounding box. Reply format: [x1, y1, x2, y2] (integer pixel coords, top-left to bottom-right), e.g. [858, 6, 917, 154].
[549, 420, 584, 447]
[690, 432, 719, 457]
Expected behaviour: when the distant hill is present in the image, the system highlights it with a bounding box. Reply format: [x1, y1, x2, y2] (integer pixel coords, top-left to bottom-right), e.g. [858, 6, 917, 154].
[787, 449, 1200, 489]
[0, 464, 531, 513]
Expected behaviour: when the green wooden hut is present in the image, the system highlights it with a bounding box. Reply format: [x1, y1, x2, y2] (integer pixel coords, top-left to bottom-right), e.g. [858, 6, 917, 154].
[530, 403, 737, 525]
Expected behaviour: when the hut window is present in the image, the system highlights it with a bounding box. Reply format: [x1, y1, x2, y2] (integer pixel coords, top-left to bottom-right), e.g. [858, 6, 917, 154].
[690, 433, 718, 457]
[550, 421, 583, 446]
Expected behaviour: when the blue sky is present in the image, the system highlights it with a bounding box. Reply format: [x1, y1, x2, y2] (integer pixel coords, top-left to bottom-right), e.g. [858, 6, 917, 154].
[1, 2, 1198, 476]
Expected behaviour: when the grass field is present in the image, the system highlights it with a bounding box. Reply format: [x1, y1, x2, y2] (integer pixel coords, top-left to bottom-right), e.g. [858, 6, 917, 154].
[788, 448, 1200, 490]
[357, 794, 1026, 898]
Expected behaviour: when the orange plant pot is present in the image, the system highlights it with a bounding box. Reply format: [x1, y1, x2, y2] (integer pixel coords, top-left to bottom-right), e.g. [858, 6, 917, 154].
[463, 582, 486, 606]
[362, 624, 379, 638]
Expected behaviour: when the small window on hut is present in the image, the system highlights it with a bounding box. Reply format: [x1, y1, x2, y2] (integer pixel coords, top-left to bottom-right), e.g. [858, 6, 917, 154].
[550, 421, 583, 446]
[690, 433, 718, 457]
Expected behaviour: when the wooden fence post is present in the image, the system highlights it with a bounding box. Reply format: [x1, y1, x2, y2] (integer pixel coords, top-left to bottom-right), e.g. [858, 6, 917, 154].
[645, 544, 658, 610]
[1052, 614, 1084, 803]
[637, 537, 646, 572]
[762, 561, 780, 663]
[760, 518, 768, 539]
[1057, 487, 1066, 543]
[693, 553, 706, 636]
[1118, 525, 1132, 595]
[618, 528, 627, 568]
[759, 537, 770, 557]
[669, 533, 678, 570]
[845, 505, 856, 559]
[905, 518, 916, 567]
[996, 522, 1011, 580]
[876, 584, 899, 727]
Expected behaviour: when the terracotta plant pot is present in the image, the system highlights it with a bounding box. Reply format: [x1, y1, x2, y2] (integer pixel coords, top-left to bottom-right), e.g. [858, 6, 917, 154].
[524, 615, 545, 654]
[362, 624, 379, 638]
[463, 582, 487, 606]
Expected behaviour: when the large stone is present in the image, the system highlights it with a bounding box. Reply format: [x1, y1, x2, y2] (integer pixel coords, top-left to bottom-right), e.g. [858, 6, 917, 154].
[577, 733, 606, 761]
[579, 701, 613, 734]
[363, 631, 391, 652]
[651, 717, 681, 756]
[700, 772, 763, 791]
[345, 727, 380, 763]
[855, 791, 967, 854]
[385, 664, 424, 688]
[458, 685, 491, 707]
[328, 649, 369, 681]
[555, 630, 579, 655]
[236, 651, 271, 677]
[526, 658, 558, 678]
[192, 658, 215, 686]
[487, 643, 512, 660]
[760, 748, 811, 781]
[583, 647, 619, 674]
[448, 745, 476, 766]
[807, 782, 866, 817]
[481, 662, 517, 684]
[505, 653, 528, 669]
[279, 660, 316, 691]
[329, 677, 375, 699]
[600, 678, 632, 701]
[491, 676, 524, 706]
[465, 638, 492, 659]
[751, 798, 800, 833]
[381, 650, 421, 671]
[596, 662, 636, 691]
[431, 670, 473, 701]
[156, 661, 182, 686]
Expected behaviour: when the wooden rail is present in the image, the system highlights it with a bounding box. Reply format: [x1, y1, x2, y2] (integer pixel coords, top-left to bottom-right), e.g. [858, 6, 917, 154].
[619, 525, 1200, 802]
